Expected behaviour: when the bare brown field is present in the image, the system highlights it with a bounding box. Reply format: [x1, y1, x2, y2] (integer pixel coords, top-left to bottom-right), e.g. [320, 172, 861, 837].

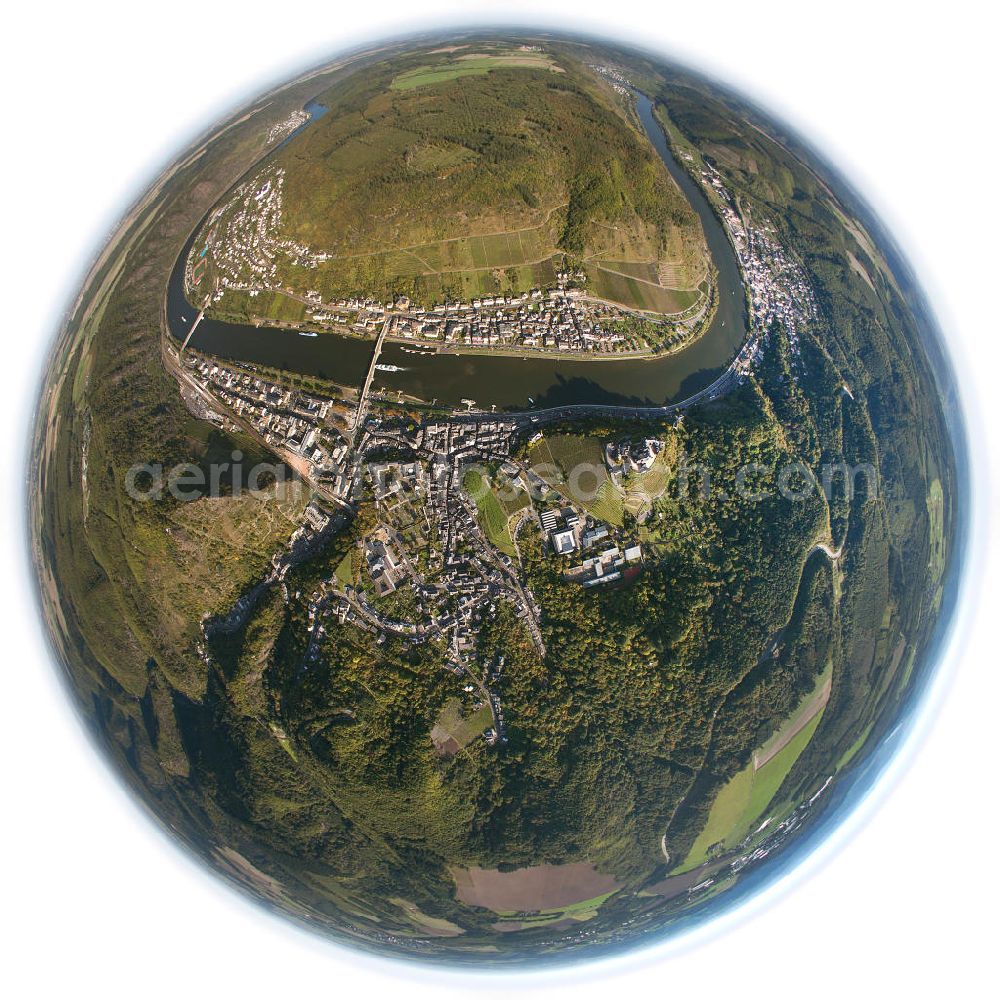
[451, 861, 620, 912]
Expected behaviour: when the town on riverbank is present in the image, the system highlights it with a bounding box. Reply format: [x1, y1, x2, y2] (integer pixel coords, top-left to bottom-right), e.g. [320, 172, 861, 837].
[187, 170, 712, 359]
[165, 74, 819, 756]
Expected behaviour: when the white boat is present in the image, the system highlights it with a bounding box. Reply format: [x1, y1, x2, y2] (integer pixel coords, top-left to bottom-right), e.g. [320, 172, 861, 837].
[298, 330, 318, 338]
[375, 363, 405, 372]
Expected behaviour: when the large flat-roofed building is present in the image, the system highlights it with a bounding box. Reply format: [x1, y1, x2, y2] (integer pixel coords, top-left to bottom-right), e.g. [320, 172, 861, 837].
[581, 524, 609, 549]
[551, 528, 577, 555]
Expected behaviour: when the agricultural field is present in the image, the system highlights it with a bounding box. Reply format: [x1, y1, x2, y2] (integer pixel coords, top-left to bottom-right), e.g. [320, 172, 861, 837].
[589, 480, 625, 525]
[463, 467, 517, 556]
[301, 214, 567, 308]
[452, 861, 620, 914]
[430, 697, 494, 756]
[334, 550, 354, 588]
[836, 721, 875, 770]
[622, 442, 677, 516]
[754, 665, 832, 770]
[210, 288, 309, 327]
[680, 661, 833, 871]
[587, 266, 700, 314]
[388, 898, 464, 937]
[490, 888, 620, 932]
[927, 478, 946, 581]
[391, 51, 564, 91]
[529, 433, 605, 483]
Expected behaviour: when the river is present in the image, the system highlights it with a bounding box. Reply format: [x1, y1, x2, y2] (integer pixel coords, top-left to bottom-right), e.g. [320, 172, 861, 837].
[168, 92, 747, 410]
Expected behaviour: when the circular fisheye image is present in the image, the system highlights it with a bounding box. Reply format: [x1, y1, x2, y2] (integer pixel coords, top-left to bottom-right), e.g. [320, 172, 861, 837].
[29, 30, 965, 966]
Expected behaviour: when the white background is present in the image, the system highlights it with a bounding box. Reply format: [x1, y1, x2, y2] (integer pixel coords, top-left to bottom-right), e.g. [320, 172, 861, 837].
[2, 2, 996, 996]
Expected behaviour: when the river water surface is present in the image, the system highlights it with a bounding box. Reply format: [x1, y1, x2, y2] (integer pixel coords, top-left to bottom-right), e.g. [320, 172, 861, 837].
[169, 92, 746, 410]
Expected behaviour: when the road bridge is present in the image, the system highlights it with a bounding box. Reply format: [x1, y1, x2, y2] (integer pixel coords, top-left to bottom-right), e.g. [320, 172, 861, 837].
[352, 316, 393, 437]
[179, 307, 206, 352]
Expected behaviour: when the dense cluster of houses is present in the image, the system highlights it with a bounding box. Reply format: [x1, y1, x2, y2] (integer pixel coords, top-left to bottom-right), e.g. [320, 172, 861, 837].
[190, 167, 330, 303]
[188, 341, 674, 745]
[380, 285, 646, 354]
[363, 533, 407, 598]
[417, 419, 517, 463]
[591, 63, 631, 96]
[186, 357, 351, 491]
[285, 417, 543, 747]
[265, 109, 310, 145]
[701, 161, 817, 353]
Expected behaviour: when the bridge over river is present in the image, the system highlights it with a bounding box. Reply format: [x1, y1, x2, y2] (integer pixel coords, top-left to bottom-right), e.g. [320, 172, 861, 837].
[167, 88, 750, 413]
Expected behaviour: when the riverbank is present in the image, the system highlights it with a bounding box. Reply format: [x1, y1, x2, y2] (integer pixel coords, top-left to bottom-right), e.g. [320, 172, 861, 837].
[198, 273, 717, 362]
[198, 308, 716, 363]
[168, 88, 748, 410]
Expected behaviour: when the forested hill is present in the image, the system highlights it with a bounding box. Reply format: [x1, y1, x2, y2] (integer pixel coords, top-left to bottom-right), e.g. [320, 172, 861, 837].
[285, 48, 696, 254]
[202, 44, 707, 306]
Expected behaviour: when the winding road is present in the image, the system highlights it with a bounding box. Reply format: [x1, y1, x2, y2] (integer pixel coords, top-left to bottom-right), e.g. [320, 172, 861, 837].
[445, 332, 758, 432]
